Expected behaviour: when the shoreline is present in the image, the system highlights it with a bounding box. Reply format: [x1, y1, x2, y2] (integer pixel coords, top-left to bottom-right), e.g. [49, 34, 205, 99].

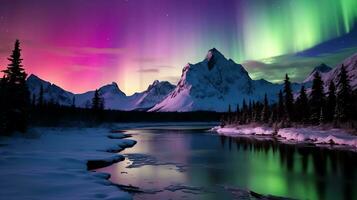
[212, 124, 357, 151]
[88, 129, 141, 195]
[0, 127, 138, 200]
[87, 131, 137, 170]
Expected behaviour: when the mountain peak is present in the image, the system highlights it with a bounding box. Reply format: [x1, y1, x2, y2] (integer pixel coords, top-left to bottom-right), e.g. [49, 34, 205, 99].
[206, 48, 226, 61]
[99, 82, 126, 96]
[147, 80, 174, 92]
[311, 63, 332, 74]
[304, 63, 333, 83]
[27, 74, 44, 82]
[27, 74, 51, 87]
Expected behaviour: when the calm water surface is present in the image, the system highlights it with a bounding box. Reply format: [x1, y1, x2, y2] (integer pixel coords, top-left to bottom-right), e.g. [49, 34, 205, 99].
[97, 124, 357, 200]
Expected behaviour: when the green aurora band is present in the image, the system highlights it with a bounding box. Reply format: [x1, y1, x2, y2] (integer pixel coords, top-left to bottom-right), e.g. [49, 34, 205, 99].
[230, 0, 357, 61]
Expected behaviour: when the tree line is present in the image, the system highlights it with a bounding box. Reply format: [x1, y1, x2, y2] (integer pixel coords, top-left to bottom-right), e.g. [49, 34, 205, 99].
[0, 40, 106, 135]
[222, 67, 356, 128]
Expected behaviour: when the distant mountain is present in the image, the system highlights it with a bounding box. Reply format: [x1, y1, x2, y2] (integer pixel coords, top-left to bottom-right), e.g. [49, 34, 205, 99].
[27, 50, 356, 112]
[303, 53, 357, 91]
[133, 80, 175, 110]
[303, 63, 332, 83]
[149, 48, 288, 112]
[27, 74, 75, 106]
[27, 75, 174, 111]
[322, 53, 357, 90]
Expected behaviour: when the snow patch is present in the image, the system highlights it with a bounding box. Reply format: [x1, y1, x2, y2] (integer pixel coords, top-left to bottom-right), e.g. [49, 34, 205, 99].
[0, 127, 136, 200]
[213, 126, 357, 148]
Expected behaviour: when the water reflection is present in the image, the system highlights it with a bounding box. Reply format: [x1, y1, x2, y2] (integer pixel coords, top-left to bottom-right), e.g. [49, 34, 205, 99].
[220, 135, 357, 200]
[97, 126, 357, 200]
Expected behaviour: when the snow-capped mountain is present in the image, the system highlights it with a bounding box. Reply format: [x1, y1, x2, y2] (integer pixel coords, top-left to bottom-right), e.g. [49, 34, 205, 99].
[133, 80, 175, 110]
[27, 50, 356, 112]
[303, 63, 332, 83]
[27, 75, 174, 111]
[303, 53, 357, 91]
[27, 74, 75, 106]
[74, 82, 128, 109]
[322, 53, 357, 90]
[149, 48, 286, 112]
[75, 80, 174, 110]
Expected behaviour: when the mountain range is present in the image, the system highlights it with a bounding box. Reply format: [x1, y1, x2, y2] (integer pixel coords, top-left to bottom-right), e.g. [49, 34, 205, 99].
[27, 48, 357, 112]
[27, 74, 175, 111]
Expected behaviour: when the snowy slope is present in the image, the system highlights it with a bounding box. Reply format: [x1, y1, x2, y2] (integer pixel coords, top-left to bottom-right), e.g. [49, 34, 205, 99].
[133, 80, 175, 110]
[149, 48, 285, 112]
[322, 53, 357, 90]
[26, 50, 356, 112]
[27, 74, 75, 106]
[303, 53, 357, 90]
[75, 80, 174, 110]
[27, 75, 174, 111]
[303, 63, 332, 83]
[75, 82, 133, 110]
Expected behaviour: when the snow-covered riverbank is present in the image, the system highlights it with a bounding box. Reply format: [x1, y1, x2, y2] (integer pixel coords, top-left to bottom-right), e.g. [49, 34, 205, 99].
[0, 127, 136, 200]
[212, 125, 357, 149]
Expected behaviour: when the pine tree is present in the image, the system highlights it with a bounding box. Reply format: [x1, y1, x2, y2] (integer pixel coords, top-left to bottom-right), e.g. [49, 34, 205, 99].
[335, 65, 352, 122]
[241, 99, 247, 124]
[99, 96, 105, 110]
[248, 100, 252, 123]
[319, 108, 325, 124]
[283, 74, 294, 121]
[235, 104, 240, 123]
[227, 104, 232, 124]
[31, 93, 36, 107]
[0, 76, 8, 132]
[71, 96, 76, 108]
[92, 89, 101, 110]
[277, 90, 285, 121]
[295, 86, 309, 122]
[38, 84, 44, 107]
[261, 93, 270, 123]
[325, 81, 336, 122]
[309, 72, 324, 124]
[1, 40, 30, 133]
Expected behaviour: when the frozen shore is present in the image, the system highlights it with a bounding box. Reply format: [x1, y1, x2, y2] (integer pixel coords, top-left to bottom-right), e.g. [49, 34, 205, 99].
[0, 127, 136, 200]
[212, 125, 357, 149]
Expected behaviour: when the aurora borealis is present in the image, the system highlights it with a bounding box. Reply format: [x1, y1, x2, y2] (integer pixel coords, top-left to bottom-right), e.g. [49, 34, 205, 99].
[0, 0, 357, 94]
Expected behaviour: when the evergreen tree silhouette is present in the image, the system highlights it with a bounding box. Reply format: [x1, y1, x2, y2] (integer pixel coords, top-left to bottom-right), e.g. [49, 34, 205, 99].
[31, 93, 37, 107]
[71, 96, 76, 108]
[309, 72, 324, 123]
[99, 95, 105, 110]
[92, 89, 104, 111]
[283, 74, 294, 121]
[277, 90, 284, 121]
[241, 99, 247, 124]
[0, 76, 9, 132]
[227, 104, 232, 124]
[295, 86, 309, 122]
[335, 65, 352, 122]
[92, 89, 100, 110]
[38, 84, 44, 108]
[325, 81, 336, 121]
[261, 93, 270, 123]
[1, 40, 30, 133]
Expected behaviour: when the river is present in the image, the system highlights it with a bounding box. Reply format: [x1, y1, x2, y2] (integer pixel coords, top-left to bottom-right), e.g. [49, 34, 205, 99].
[96, 123, 357, 200]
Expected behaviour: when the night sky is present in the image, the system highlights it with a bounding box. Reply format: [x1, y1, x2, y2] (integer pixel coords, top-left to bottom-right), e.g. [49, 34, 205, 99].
[0, 0, 356, 94]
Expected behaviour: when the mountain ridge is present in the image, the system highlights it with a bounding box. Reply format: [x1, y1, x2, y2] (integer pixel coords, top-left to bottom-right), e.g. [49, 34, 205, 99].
[26, 49, 357, 112]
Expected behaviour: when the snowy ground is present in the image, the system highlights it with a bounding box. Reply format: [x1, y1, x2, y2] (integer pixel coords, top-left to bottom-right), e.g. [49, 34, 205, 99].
[0, 127, 136, 200]
[212, 125, 357, 150]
